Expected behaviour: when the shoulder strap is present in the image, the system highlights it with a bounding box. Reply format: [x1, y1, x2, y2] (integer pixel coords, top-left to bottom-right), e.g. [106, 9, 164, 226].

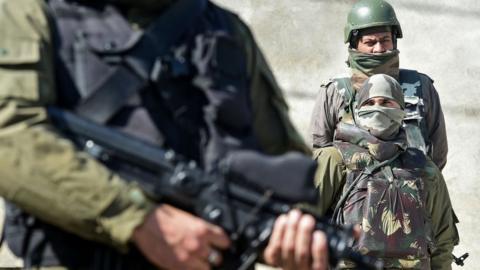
[399, 69, 430, 153]
[331, 150, 401, 224]
[75, 0, 207, 123]
[399, 69, 422, 98]
[334, 77, 355, 109]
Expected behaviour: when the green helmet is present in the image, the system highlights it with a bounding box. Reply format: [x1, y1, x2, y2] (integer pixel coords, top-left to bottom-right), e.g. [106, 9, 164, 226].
[344, 0, 402, 44]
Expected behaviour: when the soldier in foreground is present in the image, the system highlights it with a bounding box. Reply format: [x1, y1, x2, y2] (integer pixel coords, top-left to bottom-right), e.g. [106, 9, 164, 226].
[0, 0, 329, 269]
[309, 0, 448, 170]
[313, 74, 459, 269]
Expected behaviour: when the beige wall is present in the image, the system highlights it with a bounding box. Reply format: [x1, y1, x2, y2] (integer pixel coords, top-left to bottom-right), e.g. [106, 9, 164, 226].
[0, 1, 478, 268]
[213, 1, 480, 269]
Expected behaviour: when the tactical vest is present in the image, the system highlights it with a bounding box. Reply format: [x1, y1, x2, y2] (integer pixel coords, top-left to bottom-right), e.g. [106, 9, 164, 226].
[4, 0, 258, 268]
[332, 69, 430, 155]
[332, 142, 434, 269]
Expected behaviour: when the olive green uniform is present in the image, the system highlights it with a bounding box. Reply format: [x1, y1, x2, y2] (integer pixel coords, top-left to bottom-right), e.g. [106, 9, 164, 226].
[309, 75, 448, 170]
[313, 147, 458, 269]
[0, 0, 308, 256]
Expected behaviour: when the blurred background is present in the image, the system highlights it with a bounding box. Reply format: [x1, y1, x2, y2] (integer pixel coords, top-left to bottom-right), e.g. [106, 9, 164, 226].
[1, 0, 478, 268]
[211, 0, 479, 269]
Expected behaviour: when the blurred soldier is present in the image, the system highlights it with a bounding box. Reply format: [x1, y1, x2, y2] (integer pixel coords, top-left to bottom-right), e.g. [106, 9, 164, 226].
[309, 0, 448, 170]
[313, 74, 459, 269]
[0, 0, 328, 269]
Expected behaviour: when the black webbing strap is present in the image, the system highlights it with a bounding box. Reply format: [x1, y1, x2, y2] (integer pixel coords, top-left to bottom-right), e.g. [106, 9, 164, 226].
[75, 0, 207, 123]
[331, 151, 401, 225]
[399, 69, 428, 138]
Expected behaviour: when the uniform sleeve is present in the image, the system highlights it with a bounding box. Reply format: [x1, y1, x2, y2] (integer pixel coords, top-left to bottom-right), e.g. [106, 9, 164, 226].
[423, 161, 459, 270]
[421, 75, 448, 170]
[0, 0, 153, 251]
[312, 147, 346, 215]
[230, 16, 310, 155]
[309, 82, 345, 149]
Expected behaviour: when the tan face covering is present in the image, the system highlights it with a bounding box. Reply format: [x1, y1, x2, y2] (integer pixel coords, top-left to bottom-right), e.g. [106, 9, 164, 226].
[354, 74, 406, 141]
[356, 105, 405, 141]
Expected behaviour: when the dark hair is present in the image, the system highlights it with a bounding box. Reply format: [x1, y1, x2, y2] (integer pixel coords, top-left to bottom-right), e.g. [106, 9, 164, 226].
[350, 26, 396, 49]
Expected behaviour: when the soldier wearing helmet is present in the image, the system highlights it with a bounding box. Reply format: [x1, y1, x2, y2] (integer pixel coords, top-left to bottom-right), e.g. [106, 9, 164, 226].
[0, 0, 329, 269]
[313, 74, 459, 269]
[310, 0, 448, 170]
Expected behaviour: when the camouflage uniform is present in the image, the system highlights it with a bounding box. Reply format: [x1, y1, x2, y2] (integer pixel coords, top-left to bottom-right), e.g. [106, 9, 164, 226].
[0, 0, 308, 268]
[309, 0, 448, 170]
[310, 71, 448, 169]
[313, 145, 458, 270]
[313, 74, 458, 269]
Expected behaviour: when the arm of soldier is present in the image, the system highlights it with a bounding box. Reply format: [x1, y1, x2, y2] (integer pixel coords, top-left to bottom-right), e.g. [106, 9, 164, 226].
[0, 4, 231, 268]
[309, 82, 344, 149]
[312, 147, 347, 215]
[0, 122, 157, 249]
[423, 161, 459, 270]
[421, 75, 448, 170]
[0, 0, 154, 251]
[0, 127, 231, 269]
[229, 15, 310, 155]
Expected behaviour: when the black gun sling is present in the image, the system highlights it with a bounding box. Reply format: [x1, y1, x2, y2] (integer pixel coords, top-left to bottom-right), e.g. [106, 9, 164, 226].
[75, 0, 207, 124]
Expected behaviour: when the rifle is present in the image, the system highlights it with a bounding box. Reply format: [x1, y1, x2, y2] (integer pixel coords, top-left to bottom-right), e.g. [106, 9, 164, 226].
[47, 107, 382, 270]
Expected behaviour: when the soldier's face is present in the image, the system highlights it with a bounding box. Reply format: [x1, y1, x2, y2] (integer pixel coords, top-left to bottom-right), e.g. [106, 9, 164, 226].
[356, 96, 405, 140]
[361, 97, 401, 109]
[356, 32, 394, 54]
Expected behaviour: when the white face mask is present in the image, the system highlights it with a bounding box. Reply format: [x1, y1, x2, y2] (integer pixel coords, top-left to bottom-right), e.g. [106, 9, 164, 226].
[356, 105, 405, 140]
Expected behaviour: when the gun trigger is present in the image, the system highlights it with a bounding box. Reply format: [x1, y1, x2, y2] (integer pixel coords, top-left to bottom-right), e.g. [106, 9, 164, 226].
[238, 251, 258, 270]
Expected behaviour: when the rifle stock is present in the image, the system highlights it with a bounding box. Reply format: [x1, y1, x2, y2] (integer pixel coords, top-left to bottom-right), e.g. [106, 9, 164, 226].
[47, 107, 382, 270]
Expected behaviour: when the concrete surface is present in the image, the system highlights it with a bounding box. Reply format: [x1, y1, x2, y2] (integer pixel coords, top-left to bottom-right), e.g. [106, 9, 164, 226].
[210, 1, 479, 269]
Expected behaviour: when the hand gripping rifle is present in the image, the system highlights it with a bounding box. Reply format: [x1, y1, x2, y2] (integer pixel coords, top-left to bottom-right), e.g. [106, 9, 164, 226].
[47, 107, 382, 270]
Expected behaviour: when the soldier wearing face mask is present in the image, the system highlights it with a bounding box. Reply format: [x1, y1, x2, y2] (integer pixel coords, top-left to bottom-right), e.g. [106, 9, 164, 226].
[0, 0, 330, 269]
[309, 0, 448, 170]
[312, 74, 459, 270]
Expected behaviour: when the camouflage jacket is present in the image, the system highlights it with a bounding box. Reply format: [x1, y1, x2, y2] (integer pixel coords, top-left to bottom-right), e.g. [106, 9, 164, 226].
[313, 143, 459, 270]
[309, 71, 448, 170]
[333, 141, 432, 269]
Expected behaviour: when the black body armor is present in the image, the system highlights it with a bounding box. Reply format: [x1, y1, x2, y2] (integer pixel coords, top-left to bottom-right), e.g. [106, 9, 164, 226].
[4, 0, 259, 268]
